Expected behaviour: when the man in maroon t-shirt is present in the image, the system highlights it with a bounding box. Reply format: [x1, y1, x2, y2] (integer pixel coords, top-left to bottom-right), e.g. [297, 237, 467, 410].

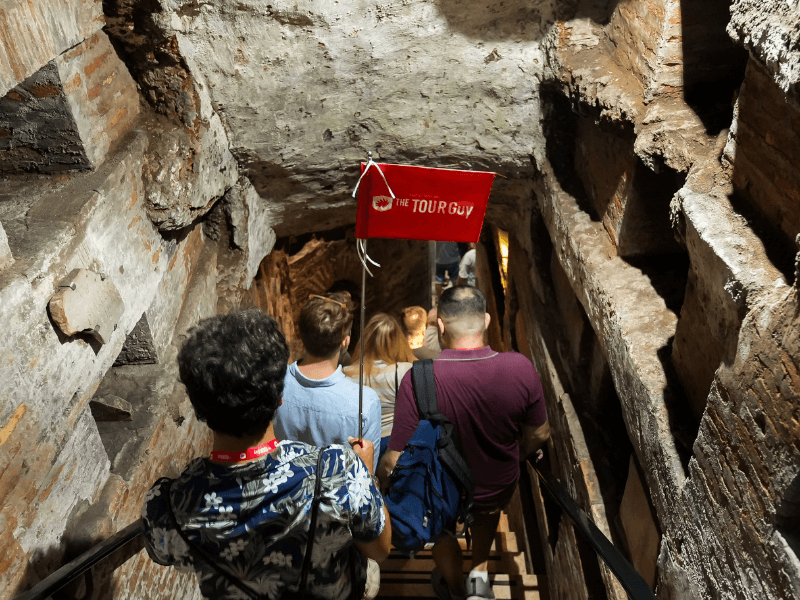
[377, 286, 549, 600]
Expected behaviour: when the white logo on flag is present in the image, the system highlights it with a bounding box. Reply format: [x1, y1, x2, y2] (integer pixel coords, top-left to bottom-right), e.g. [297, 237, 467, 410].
[372, 196, 393, 212]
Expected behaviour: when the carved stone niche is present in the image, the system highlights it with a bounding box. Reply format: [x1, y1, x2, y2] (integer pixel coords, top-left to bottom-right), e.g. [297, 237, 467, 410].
[113, 313, 158, 366]
[49, 268, 125, 344]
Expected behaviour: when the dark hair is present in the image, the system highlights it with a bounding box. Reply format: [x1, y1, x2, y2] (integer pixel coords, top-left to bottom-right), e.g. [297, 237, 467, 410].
[178, 309, 289, 438]
[298, 291, 355, 357]
[438, 285, 486, 320]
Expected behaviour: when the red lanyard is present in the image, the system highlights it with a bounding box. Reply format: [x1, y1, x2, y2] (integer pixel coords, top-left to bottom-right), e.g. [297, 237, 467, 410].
[210, 439, 279, 462]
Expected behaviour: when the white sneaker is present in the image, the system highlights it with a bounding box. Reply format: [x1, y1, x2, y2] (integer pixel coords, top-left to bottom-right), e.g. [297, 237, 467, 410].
[465, 574, 495, 600]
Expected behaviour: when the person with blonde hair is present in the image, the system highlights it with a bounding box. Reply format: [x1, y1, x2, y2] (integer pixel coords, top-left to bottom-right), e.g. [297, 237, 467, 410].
[344, 313, 416, 460]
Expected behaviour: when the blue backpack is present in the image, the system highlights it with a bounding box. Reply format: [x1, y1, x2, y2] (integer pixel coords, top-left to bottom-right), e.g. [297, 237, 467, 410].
[384, 360, 474, 555]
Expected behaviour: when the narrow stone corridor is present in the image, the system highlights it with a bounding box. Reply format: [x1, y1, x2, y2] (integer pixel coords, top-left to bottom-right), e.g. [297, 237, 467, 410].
[1, 1, 798, 600]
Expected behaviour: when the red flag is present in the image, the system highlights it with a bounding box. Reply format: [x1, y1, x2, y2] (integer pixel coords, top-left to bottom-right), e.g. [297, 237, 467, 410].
[355, 163, 495, 243]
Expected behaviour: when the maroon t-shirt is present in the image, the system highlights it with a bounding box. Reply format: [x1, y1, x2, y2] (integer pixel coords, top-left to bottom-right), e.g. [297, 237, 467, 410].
[388, 346, 547, 507]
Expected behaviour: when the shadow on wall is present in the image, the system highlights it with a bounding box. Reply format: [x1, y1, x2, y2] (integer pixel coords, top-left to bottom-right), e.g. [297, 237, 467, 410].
[431, 0, 621, 42]
[680, 0, 748, 135]
[775, 471, 800, 558]
[726, 60, 799, 286]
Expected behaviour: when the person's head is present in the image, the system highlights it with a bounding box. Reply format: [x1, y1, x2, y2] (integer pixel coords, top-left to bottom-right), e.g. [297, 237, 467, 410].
[402, 305, 427, 348]
[346, 313, 416, 380]
[427, 308, 438, 327]
[178, 309, 289, 438]
[298, 292, 355, 359]
[437, 285, 489, 348]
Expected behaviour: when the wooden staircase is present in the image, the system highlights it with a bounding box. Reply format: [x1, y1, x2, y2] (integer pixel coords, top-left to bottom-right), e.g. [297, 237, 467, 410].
[377, 513, 549, 600]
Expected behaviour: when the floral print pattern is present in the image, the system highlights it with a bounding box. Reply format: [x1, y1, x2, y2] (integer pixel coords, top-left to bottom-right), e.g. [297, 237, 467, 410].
[142, 442, 385, 600]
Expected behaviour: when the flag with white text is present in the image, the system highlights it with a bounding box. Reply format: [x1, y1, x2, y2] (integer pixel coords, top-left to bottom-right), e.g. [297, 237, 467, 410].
[355, 163, 495, 243]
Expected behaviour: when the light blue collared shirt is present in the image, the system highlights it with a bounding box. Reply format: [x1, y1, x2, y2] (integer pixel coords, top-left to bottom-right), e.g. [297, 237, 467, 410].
[274, 362, 381, 471]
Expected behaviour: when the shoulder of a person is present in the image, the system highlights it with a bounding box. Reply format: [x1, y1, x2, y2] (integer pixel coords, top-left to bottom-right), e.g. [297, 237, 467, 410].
[495, 351, 541, 378]
[323, 444, 367, 474]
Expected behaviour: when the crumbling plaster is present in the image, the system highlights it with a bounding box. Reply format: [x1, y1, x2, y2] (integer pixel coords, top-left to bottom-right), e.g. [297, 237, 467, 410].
[112, 0, 555, 236]
[728, 0, 800, 101]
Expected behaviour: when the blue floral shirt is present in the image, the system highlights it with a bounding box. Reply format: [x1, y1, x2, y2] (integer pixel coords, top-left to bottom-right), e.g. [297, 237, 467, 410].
[142, 441, 385, 600]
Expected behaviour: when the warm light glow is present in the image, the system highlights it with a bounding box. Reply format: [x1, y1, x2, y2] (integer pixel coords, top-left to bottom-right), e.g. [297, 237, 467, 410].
[497, 229, 509, 290]
[407, 331, 425, 349]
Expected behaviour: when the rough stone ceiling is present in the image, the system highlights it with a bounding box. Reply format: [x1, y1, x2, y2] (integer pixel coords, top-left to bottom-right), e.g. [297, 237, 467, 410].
[119, 0, 558, 236]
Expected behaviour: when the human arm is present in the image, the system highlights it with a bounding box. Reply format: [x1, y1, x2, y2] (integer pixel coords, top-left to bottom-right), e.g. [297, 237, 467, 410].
[457, 250, 475, 286]
[376, 369, 417, 491]
[518, 357, 549, 461]
[354, 512, 392, 562]
[347, 438, 393, 562]
[520, 421, 550, 461]
[363, 388, 382, 472]
[377, 449, 402, 494]
[141, 478, 193, 571]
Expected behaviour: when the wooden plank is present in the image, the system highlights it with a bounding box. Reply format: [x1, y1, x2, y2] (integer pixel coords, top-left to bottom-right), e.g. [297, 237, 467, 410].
[378, 509, 548, 600]
[382, 554, 529, 575]
[496, 532, 519, 554]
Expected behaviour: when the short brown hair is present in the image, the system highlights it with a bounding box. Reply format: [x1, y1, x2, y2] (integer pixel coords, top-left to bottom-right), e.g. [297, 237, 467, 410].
[298, 292, 355, 357]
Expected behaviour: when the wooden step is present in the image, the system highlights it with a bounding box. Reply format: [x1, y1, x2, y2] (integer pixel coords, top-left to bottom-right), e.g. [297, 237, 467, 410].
[378, 573, 548, 600]
[382, 552, 528, 577]
[377, 510, 548, 600]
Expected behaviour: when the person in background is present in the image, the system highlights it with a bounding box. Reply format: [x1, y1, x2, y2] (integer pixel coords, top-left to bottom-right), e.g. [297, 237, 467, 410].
[435, 241, 461, 298]
[344, 313, 417, 462]
[416, 307, 443, 360]
[141, 309, 391, 600]
[401, 305, 428, 350]
[274, 292, 382, 471]
[327, 279, 361, 364]
[379, 286, 549, 600]
[457, 243, 477, 287]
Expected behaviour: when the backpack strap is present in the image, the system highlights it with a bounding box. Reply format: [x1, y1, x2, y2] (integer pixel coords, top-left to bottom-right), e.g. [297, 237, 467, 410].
[410, 359, 475, 536]
[163, 449, 329, 600]
[299, 448, 327, 593]
[411, 359, 438, 419]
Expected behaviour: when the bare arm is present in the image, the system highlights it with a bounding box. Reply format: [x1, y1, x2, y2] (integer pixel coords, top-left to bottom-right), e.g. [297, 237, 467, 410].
[520, 422, 550, 460]
[354, 506, 392, 562]
[376, 449, 402, 494]
[348, 438, 393, 562]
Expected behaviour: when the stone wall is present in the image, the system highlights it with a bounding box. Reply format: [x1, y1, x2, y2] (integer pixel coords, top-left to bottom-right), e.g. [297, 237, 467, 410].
[505, 0, 799, 598]
[0, 1, 243, 597]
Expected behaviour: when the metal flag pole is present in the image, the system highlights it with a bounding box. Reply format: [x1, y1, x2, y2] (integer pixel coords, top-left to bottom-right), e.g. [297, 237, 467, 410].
[355, 238, 380, 442]
[358, 240, 367, 443]
[352, 152, 392, 443]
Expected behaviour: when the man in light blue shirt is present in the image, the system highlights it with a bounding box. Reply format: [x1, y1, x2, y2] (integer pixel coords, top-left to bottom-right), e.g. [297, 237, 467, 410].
[274, 292, 381, 471]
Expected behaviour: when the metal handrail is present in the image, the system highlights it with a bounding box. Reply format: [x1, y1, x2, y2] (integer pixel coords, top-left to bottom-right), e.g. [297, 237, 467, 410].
[531, 463, 657, 600]
[13, 520, 143, 600]
[14, 467, 655, 600]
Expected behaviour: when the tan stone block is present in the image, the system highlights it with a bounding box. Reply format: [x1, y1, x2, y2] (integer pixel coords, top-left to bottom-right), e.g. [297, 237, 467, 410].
[56, 31, 140, 167]
[48, 268, 125, 344]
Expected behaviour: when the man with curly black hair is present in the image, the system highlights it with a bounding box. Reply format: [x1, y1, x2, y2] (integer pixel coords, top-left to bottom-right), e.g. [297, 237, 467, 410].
[141, 309, 391, 600]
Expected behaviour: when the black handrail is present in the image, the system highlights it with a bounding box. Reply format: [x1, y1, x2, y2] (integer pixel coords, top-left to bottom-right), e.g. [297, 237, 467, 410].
[13, 520, 144, 600]
[14, 468, 654, 600]
[531, 463, 657, 600]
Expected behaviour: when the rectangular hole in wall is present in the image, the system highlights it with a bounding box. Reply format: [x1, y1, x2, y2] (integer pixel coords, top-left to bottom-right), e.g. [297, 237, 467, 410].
[681, 0, 749, 135]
